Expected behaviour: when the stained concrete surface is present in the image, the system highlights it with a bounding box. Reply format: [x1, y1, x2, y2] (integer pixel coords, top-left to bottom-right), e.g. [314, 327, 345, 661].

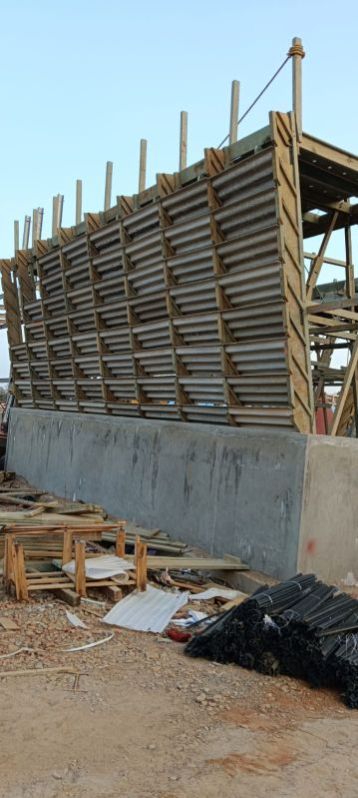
[298, 434, 358, 582]
[9, 408, 358, 582]
[6, 409, 307, 579]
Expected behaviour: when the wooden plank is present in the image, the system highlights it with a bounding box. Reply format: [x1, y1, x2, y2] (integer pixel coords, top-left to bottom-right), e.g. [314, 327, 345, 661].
[62, 528, 73, 565]
[330, 338, 358, 435]
[133, 556, 248, 571]
[0, 616, 19, 630]
[12, 542, 29, 600]
[75, 540, 86, 597]
[135, 536, 147, 592]
[116, 527, 126, 558]
[306, 211, 339, 302]
[55, 587, 80, 606]
[103, 585, 123, 602]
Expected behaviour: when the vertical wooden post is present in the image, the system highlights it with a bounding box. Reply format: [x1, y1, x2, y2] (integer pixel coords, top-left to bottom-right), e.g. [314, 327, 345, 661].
[75, 540, 86, 596]
[104, 161, 113, 211]
[138, 139, 147, 193]
[62, 528, 73, 565]
[179, 111, 188, 171]
[11, 541, 28, 600]
[14, 221, 19, 254]
[135, 536, 147, 592]
[76, 179, 82, 225]
[11, 540, 20, 599]
[116, 524, 126, 558]
[22, 215, 31, 249]
[229, 80, 240, 145]
[290, 37, 305, 140]
[15, 543, 28, 600]
[4, 534, 12, 590]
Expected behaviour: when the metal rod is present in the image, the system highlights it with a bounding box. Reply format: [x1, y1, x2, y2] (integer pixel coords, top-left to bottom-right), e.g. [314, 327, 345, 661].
[52, 196, 58, 237]
[290, 36, 305, 140]
[76, 180, 82, 225]
[138, 139, 147, 194]
[14, 221, 19, 254]
[32, 209, 38, 246]
[57, 194, 64, 229]
[22, 216, 31, 249]
[37, 207, 44, 240]
[104, 162, 113, 211]
[229, 80, 240, 145]
[179, 111, 188, 171]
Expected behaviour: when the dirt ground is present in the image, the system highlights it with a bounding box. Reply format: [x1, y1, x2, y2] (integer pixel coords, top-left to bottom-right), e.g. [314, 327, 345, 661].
[0, 597, 357, 798]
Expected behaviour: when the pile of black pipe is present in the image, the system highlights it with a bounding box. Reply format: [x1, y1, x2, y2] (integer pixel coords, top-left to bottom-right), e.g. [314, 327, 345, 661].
[185, 573, 358, 708]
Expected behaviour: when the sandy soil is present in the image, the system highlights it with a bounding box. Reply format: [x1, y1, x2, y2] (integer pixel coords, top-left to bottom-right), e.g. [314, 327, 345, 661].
[0, 597, 357, 798]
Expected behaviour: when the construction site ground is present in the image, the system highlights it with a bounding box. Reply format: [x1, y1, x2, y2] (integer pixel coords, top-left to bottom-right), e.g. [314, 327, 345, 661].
[0, 597, 357, 798]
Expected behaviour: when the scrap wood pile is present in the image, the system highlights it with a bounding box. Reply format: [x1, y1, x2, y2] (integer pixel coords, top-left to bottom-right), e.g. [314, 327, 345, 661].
[0, 475, 248, 636]
[185, 573, 358, 708]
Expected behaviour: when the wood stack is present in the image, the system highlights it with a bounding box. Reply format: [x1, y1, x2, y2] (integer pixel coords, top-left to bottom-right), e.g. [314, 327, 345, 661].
[0, 478, 249, 607]
[3, 525, 144, 605]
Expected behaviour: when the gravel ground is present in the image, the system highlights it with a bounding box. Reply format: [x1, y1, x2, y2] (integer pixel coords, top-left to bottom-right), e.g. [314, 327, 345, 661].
[0, 595, 357, 797]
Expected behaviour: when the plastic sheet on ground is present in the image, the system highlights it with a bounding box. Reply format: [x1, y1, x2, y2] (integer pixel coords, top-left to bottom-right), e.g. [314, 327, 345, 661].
[190, 587, 245, 601]
[173, 610, 208, 627]
[63, 555, 135, 580]
[102, 584, 189, 633]
[65, 610, 88, 629]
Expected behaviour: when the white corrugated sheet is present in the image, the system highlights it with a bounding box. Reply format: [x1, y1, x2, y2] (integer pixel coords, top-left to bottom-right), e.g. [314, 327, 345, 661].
[102, 585, 189, 633]
[63, 555, 135, 580]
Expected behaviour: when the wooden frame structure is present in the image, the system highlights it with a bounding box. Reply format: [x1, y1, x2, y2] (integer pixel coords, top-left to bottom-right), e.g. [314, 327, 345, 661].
[1, 110, 358, 434]
[3, 525, 148, 601]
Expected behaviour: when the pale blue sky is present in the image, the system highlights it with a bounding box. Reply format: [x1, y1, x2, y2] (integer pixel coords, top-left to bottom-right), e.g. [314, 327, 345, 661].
[0, 0, 357, 377]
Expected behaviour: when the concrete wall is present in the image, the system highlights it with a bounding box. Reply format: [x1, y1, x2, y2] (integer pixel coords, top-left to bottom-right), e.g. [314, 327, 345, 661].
[6, 409, 307, 580]
[9, 408, 358, 582]
[298, 435, 358, 583]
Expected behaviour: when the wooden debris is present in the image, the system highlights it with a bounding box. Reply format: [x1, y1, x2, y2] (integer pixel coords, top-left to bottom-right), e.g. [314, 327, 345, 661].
[0, 667, 83, 678]
[75, 540, 86, 597]
[135, 536, 147, 592]
[0, 472, 15, 484]
[144, 556, 248, 572]
[0, 617, 19, 630]
[0, 484, 248, 611]
[56, 587, 80, 607]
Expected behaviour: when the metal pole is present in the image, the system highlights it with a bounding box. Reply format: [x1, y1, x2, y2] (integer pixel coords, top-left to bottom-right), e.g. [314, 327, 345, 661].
[37, 207, 44, 240]
[14, 221, 19, 254]
[138, 139, 147, 194]
[52, 196, 58, 237]
[22, 216, 31, 249]
[76, 179, 82, 225]
[290, 36, 305, 140]
[57, 194, 64, 229]
[104, 162, 113, 211]
[229, 80, 240, 145]
[32, 209, 38, 246]
[179, 111, 188, 171]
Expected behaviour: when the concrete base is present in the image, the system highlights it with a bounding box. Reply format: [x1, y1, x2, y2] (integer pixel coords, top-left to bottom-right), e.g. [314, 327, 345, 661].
[6, 409, 358, 583]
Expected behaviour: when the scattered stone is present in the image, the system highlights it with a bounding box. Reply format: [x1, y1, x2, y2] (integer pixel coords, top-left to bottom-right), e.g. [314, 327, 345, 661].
[195, 693, 206, 703]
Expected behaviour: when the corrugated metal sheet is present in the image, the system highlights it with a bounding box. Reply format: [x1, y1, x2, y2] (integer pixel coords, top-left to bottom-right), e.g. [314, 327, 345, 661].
[102, 585, 189, 633]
